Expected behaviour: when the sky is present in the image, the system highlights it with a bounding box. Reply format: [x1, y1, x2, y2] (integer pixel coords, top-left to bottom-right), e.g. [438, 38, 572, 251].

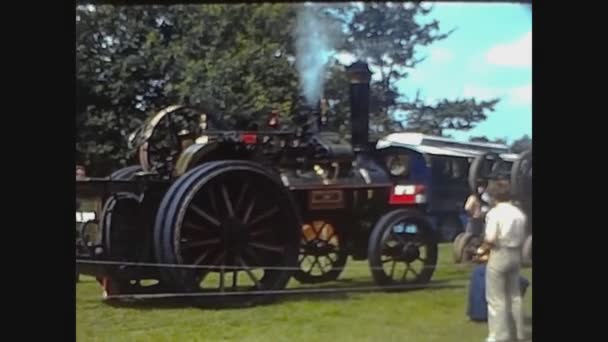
[337, 2, 532, 143]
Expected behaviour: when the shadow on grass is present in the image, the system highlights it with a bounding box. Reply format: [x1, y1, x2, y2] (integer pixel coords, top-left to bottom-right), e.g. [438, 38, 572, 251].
[103, 278, 467, 311]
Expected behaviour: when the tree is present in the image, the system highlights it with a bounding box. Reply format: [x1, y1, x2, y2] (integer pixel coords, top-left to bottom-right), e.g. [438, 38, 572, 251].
[510, 134, 532, 153]
[403, 97, 500, 137]
[320, 3, 500, 138]
[469, 135, 507, 145]
[76, 4, 301, 174]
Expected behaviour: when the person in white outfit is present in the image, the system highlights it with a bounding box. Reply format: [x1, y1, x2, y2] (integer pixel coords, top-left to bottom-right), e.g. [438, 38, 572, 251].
[476, 179, 527, 342]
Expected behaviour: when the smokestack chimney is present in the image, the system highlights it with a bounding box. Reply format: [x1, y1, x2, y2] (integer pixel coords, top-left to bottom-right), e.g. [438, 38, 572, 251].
[346, 61, 372, 152]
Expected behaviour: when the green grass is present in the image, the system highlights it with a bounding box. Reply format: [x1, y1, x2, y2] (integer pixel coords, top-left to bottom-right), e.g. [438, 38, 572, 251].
[77, 244, 532, 341]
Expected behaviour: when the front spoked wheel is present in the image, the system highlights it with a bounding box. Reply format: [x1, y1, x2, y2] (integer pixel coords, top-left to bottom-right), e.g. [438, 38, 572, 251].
[368, 210, 438, 289]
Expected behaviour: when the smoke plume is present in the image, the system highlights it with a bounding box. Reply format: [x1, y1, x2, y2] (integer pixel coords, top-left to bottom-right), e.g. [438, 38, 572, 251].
[294, 5, 336, 107]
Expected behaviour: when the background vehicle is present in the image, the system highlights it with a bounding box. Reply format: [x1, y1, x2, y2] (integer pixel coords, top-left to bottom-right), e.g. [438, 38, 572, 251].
[452, 148, 532, 264]
[376, 133, 519, 243]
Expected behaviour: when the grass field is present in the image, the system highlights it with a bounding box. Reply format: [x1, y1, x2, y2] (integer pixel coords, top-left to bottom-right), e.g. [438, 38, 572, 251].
[77, 244, 532, 342]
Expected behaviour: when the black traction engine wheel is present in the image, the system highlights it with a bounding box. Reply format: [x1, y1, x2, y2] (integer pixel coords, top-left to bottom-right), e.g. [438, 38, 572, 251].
[294, 219, 348, 284]
[154, 160, 300, 304]
[469, 152, 507, 196]
[109, 165, 143, 180]
[452, 232, 466, 263]
[458, 232, 483, 264]
[99, 192, 160, 298]
[511, 149, 532, 198]
[368, 209, 438, 289]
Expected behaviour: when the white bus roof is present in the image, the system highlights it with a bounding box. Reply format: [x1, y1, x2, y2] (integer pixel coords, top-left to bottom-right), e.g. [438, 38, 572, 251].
[377, 133, 517, 161]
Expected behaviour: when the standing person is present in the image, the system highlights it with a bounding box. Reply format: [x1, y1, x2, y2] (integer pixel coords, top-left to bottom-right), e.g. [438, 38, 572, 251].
[76, 165, 86, 179]
[476, 179, 527, 342]
[75, 165, 86, 283]
[464, 181, 489, 236]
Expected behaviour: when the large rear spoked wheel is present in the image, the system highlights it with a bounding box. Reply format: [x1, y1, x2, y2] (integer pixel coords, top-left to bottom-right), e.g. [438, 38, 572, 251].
[109, 165, 143, 180]
[154, 161, 300, 306]
[368, 209, 438, 290]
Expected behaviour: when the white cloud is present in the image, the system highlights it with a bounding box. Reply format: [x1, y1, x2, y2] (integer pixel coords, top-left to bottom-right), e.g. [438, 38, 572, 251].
[463, 85, 504, 100]
[509, 84, 532, 106]
[429, 47, 454, 64]
[485, 31, 531, 68]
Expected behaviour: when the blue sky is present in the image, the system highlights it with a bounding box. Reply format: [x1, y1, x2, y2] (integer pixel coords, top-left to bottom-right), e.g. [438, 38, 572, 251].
[336, 2, 532, 142]
[402, 2, 532, 142]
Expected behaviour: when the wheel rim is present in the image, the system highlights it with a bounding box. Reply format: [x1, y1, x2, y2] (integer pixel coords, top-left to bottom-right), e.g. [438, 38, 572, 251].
[469, 152, 507, 197]
[101, 193, 145, 261]
[298, 220, 344, 279]
[139, 107, 202, 176]
[379, 220, 433, 284]
[173, 169, 296, 292]
[511, 150, 532, 198]
[462, 236, 482, 262]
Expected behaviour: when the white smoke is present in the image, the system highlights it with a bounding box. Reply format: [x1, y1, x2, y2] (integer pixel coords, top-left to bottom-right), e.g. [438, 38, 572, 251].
[294, 5, 337, 107]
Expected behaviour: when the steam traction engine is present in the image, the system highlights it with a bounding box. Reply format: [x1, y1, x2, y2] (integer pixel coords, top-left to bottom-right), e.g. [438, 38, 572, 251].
[76, 62, 439, 303]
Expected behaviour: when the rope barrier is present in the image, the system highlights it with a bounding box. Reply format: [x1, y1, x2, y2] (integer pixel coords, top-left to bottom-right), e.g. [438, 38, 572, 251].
[76, 258, 531, 300]
[104, 280, 472, 300]
[76, 258, 487, 271]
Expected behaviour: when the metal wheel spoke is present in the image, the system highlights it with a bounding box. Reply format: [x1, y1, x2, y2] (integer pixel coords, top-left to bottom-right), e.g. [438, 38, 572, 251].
[326, 231, 337, 242]
[319, 257, 330, 272]
[327, 253, 338, 263]
[207, 189, 218, 214]
[182, 238, 221, 249]
[409, 266, 419, 278]
[193, 249, 213, 265]
[236, 256, 262, 289]
[234, 183, 249, 214]
[310, 257, 321, 274]
[383, 240, 398, 250]
[401, 266, 409, 281]
[183, 221, 214, 233]
[389, 260, 397, 278]
[208, 251, 227, 267]
[313, 222, 326, 239]
[249, 206, 279, 226]
[249, 226, 274, 238]
[221, 185, 234, 217]
[249, 242, 285, 255]
[301, 256, 314, 272]
[391, 231, 407, 244]
[244, 246, 264, 267]
[189, 204, 220, 227]
[243, 200, 256, 223]
[412, 240, 424, 248]
[382, 257, 395, 264]
[219, 264, 226, 292]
